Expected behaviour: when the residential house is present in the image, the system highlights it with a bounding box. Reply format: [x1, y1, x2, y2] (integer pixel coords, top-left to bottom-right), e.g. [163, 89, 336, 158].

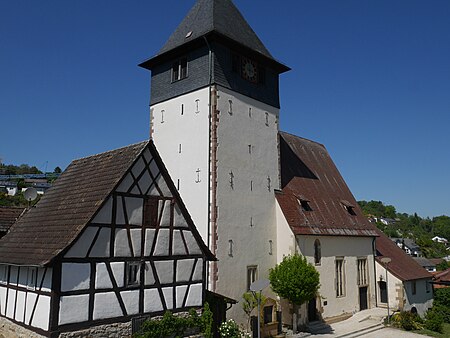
[0, 140, 214, 337]
[432, 236, 448, 246]
[0, 206, 25, 238]
[375, 230, 433, 315]
[432, 268, 450, 288]
[392, 238, 422, 257]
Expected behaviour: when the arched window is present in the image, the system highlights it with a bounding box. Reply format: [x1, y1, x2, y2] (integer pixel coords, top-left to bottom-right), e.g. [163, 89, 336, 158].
[314, 239, 321, 265]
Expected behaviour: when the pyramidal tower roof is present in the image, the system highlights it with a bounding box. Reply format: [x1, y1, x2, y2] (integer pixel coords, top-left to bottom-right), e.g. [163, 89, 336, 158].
[158, 0, 273, 59]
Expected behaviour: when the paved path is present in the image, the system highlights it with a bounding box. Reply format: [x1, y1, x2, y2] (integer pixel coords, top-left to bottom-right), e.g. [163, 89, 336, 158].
[301, 308, 428, 338]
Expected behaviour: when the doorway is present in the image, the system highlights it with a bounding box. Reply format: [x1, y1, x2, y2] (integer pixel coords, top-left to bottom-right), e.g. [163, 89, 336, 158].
[359, 286, 368, 310]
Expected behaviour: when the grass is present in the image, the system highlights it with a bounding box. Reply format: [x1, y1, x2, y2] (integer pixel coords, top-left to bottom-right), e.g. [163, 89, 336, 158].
[414, 323, 450, 338]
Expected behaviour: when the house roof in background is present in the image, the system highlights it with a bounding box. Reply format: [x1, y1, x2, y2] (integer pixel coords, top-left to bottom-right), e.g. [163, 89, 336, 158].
[276, 131, 377, 237]
[375, 229, 431, 281]
[0, 206, 25, 233]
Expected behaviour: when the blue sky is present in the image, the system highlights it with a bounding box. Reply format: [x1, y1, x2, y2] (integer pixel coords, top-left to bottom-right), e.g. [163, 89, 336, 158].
[1, 0, 449, 218]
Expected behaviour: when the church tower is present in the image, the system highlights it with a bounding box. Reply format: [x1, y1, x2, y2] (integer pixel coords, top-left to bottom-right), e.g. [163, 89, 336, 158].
[140, 0, 289, 320]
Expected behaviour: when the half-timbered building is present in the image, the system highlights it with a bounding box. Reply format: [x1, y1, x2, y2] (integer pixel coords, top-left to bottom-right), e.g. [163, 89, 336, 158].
[0, 140, 214, 337]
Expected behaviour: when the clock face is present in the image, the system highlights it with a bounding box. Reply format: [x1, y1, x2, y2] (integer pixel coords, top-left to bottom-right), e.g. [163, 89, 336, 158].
[241, 57, 258, 83]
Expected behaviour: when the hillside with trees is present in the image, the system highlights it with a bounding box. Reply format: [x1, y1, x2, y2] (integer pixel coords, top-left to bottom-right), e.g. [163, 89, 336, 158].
[358, 200, 450, 259]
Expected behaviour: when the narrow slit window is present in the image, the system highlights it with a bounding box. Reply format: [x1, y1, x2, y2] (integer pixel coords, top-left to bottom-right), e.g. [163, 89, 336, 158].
[126, 262, 140, 287]
[161, 110, 165, 123]
[250, 217, 253, 227]
[265, 112, 269, 126]
[314, 239, 321, 265]
[195, 99, 200, 114]
[249, 107, 252, 118]
[27, 267, 37, 290]
[228, 100, 233, 115]
[195, 168, 201, 183]
[229, 171, 234, 189]
[247, 266, 257, 291]
[179, 144, 182, 154]
[177, 179, 180, 191]
[269, 240, 273, 255]
[228, 240, 233, 257]
[267, 176, 271, 191]
[248, 145, 252, 154]
[181, 104, 184, 115]
[250, 181, 253, 191]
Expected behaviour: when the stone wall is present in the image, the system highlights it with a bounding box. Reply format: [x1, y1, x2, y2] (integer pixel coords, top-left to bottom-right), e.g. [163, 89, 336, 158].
[59, 322, 131, 338]
[0, 317, 45, 338]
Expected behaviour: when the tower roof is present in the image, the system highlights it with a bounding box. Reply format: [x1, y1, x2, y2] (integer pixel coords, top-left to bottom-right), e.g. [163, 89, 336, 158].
[140, 0, 288, 71]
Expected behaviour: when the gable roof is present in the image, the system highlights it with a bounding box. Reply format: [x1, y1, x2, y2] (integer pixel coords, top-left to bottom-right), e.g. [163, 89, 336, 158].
[276, 132, 377, 237]
[0, 206, 25, 233]
[140, 0, 289, 72]
[0, 141, 214, 266]
[375, 229, 431, 281]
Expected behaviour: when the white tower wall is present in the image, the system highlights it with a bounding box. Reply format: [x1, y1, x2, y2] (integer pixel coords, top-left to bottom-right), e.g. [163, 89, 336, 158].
[151, 87, 211, 242]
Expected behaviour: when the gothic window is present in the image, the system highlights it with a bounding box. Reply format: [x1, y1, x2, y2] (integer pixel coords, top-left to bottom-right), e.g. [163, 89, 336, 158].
[172, 57, 188, 82]
[126, 262, 140, 286]
[314, 239, 321, 265]
[247, 265, 257, 291]
[335, 258, 345, 297]
[357, 258, 368, 286]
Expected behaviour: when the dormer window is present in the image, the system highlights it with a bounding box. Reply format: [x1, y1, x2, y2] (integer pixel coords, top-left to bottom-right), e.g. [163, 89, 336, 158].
[341, 200, 356, 216]
[298, 198, 312, 211]
[172, 57, 188, 82]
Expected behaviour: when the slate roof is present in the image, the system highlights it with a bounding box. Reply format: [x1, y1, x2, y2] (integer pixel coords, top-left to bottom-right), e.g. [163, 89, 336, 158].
[0, 206, 25, 233]
[375, 229, 431, 281]
[276, 132, 378, 237]
[0, 141, 215, 266]
[140, 0, 289, 72]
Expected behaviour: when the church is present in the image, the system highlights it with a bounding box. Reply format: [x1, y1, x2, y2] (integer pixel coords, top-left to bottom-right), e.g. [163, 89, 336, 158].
[139, 0, 433, 325]
[0, 0, 433, 336]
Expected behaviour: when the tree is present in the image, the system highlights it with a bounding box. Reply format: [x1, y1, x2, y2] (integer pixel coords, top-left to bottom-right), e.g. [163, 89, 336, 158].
[242, 291, 266, 330]
[54, 166, 62, 173]
[269, 254, 320, 333]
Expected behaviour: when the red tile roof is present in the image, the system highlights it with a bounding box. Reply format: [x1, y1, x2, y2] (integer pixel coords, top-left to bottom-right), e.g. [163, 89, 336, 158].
[374, 229, 431, 281]
[0, 206, 25, 233]
[276, 132, 377, 237]
[277, 131, 431, 282]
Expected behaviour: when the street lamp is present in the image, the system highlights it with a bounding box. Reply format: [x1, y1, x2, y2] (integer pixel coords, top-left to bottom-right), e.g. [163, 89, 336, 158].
[380, 257, 392, 324]
[250, 279, 270, 338]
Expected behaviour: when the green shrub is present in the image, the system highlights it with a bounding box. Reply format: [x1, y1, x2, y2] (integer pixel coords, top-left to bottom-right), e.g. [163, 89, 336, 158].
[425, 309, 444, 333]
[218, 319, 251, 338]
[135, 303, 213, 338]
[391, 311, 422, 331]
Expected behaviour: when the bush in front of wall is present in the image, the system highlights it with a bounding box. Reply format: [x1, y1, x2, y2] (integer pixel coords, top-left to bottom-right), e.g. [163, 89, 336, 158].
[135, 303, 213, 338]
[390, 311, 422, 331]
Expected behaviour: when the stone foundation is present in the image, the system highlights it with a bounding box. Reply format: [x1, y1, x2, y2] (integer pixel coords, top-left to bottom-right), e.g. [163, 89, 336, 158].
[59, 322, 131, 338]
[0, 317, 45, 338]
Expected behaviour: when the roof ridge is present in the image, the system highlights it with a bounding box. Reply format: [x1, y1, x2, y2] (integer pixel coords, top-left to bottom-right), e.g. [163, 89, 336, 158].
[73, 140, 148, 163]
[279, 131, 326, 149]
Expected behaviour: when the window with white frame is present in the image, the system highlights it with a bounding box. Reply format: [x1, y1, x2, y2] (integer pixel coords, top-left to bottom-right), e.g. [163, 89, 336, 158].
[126, 262, 140, 287]
[172, 57, 188, 82]
[247, 265, 257, 291]
[335, 258, 345, 297]
[357, 258, 368, 286]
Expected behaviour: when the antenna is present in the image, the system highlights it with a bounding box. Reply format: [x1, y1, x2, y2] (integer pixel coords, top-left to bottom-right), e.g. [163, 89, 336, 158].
[23, 187, 38, 208]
